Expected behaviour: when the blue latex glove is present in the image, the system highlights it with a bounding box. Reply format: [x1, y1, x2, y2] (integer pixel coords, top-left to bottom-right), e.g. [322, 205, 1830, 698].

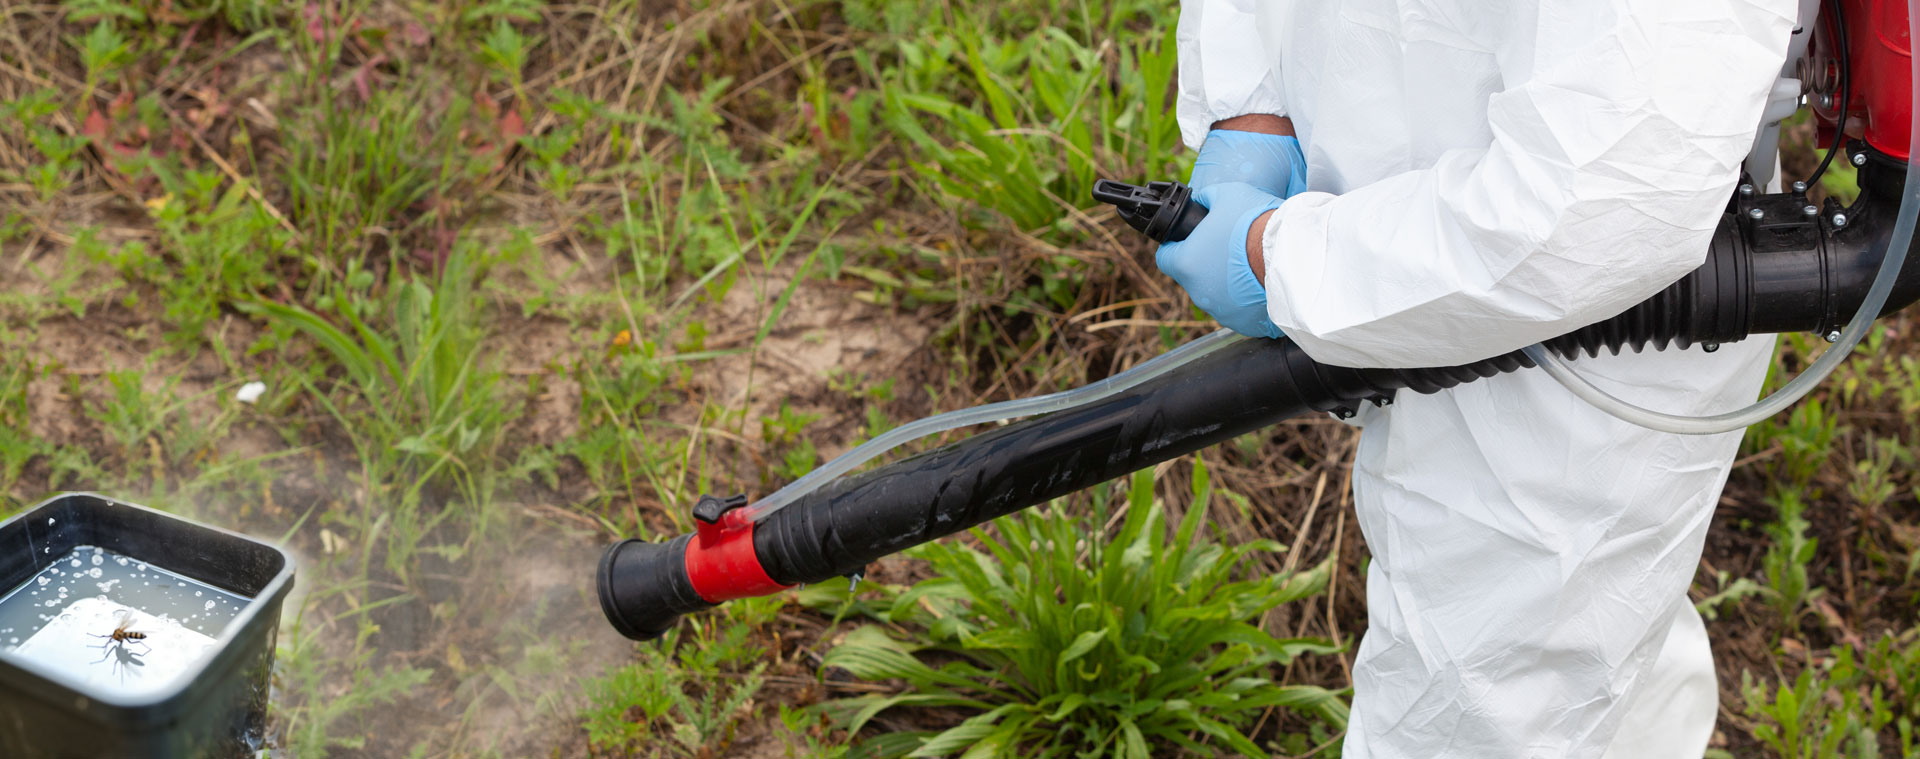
[1189, 130, 1309, 197]
[1155, 182, 1285, 339]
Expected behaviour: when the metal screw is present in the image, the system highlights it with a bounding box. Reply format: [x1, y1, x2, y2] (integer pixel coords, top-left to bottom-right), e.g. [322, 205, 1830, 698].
[1335, 408, 1357, 420]
[1803, 204, 1820, 217]
[1748, 207, 1766, 220]
[1702, 342, 1720, 353]
[1372, 395, 1393, 408]
[1825, 330, 1842, 343]
[1792, 180, 1808, 194]
[1852, 152, 1868, 166]
[1817, 93, 1834, 109]
[1738, 183, 1756, 196]
[1833, 213, 1849, 228]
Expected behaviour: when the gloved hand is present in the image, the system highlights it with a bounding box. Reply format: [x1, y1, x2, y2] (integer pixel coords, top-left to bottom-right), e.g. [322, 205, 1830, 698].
[1189, 130, 1308, 197]
[1155, 182, 1285, 339]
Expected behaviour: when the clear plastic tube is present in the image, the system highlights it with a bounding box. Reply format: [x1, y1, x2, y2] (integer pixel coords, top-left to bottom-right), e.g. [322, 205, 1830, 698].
[1524, 0, 1918, 435]
[743, 328, 1249, 522]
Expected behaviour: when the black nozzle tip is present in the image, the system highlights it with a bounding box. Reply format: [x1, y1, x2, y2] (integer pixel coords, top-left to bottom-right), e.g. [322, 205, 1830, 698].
[597, 535, 713, 641]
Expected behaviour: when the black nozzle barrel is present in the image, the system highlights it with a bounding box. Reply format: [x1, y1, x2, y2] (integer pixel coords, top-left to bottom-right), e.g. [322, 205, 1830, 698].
[597, 535, 712, 641]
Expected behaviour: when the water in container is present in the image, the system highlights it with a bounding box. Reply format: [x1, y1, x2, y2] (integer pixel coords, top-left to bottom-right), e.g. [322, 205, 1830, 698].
[0, 545, 251, 697]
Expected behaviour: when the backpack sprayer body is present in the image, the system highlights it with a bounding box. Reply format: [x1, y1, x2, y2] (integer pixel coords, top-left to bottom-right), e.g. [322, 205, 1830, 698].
[599, 0, 1919, 641]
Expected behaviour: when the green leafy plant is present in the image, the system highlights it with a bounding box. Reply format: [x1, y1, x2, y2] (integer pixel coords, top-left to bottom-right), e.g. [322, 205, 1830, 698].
[1846, 437, 1912, 513]
[581, 608, 770, 757]
[1760, 489, 1823, 627]
[1869, 630, 1920, 754]
[1, 89, 88, 204]
[477, 19, 538, 107]
[106, 163, 293, 350]
[817, 464, 1346, 758]
[0, 362, 49, 511]
[64, 0, 147, 24]
[1739, 633, 1920, 759]
[83, 370, 183, 461]
[1751, 395, 1842, 491]
[69, 22, 135, 110]
[761, 402, 822, 482]
[570, 344, 679, 526]
[1696, 569, 1767, 622]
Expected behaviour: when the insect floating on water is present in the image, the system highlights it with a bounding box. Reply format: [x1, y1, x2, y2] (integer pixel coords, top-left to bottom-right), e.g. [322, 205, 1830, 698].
[89, 610, 152, 660]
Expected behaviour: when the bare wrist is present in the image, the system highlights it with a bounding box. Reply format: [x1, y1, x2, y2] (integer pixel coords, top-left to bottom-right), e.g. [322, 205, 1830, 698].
[1211, 114, 1295, 137]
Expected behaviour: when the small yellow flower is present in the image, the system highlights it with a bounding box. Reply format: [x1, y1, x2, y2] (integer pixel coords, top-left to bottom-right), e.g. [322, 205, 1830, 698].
[144, 194, 173, 214]
[610, 329, 632, 350]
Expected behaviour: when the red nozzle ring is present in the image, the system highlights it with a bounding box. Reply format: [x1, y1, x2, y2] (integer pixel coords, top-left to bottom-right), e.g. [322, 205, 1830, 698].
[684, 501, 793, 602]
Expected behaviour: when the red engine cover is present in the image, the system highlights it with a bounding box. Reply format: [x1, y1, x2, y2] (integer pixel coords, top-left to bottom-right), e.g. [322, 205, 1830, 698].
[1832, 0, 1914, 160]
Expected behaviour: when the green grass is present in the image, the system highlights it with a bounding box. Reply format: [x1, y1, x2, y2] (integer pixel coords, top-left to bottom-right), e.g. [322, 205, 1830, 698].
[0, 0, 1916, 756]
[243, 243, 518, 577]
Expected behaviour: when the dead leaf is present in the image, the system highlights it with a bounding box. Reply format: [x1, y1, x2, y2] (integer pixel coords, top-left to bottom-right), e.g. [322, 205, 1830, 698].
[351, 53, 387, 103]
[81, 110, 110, 142]
[498, 108, 525, 141]
[402, 20, 430, 47]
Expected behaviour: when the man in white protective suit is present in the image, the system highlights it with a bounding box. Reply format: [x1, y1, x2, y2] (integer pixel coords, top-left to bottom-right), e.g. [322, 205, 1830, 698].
[1153, 2, 1798, 757]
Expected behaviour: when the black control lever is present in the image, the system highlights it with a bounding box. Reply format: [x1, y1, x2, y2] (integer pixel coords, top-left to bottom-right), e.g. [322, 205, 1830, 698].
[1091, 179, 1209, 243]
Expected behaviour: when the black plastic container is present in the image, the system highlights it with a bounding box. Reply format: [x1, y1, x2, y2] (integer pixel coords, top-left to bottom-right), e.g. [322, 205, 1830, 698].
[0, 493, 295, 759]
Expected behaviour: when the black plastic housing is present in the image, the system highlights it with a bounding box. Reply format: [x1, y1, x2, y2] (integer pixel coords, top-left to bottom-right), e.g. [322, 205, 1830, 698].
[0, 493, 295, 759]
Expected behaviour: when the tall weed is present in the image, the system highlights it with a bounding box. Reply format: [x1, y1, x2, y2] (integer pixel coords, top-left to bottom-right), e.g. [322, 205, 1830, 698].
[242, 245, 511, 575]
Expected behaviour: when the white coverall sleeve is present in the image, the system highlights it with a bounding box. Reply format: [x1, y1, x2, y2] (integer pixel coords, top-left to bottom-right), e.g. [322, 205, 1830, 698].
[1175, 0, 1287, 150]
[1261, 6, 1793, 368]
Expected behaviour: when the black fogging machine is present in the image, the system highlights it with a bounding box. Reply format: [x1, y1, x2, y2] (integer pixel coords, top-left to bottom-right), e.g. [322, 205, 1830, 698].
[599, 0, 1920, 641]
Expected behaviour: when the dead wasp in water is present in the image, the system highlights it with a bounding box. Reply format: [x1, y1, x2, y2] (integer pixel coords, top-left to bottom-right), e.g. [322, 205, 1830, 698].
[89, 610, 152, 657]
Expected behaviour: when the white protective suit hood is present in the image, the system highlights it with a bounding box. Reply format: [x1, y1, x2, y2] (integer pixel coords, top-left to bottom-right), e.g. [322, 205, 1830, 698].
[1175, 1, 1796, 757]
